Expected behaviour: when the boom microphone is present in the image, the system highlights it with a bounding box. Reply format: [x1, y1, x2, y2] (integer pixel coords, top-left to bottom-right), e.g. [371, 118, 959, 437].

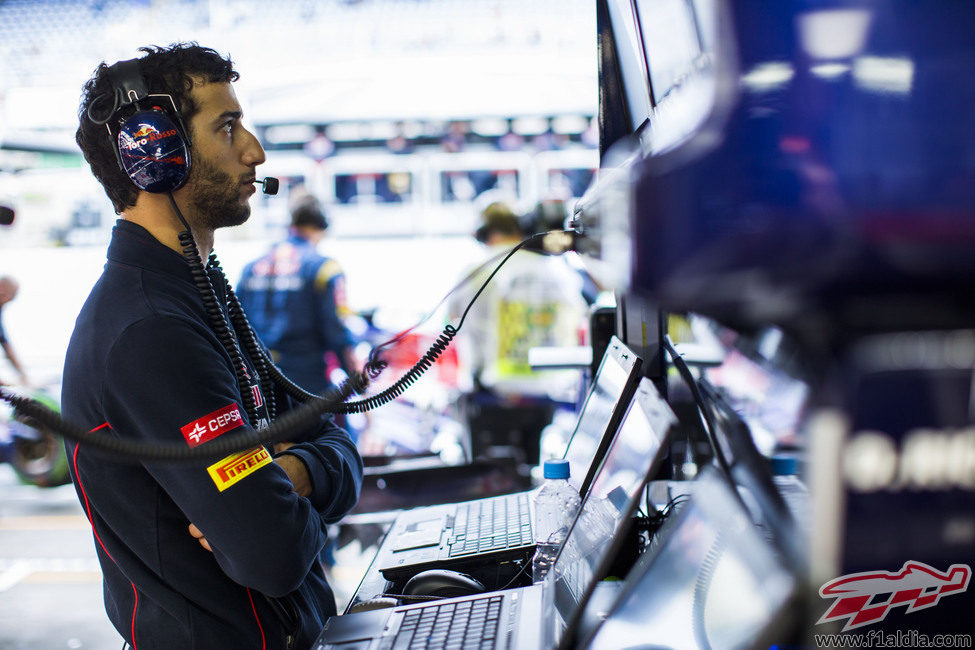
[256, 177, 279, 195]
[0, 205, 14, 226]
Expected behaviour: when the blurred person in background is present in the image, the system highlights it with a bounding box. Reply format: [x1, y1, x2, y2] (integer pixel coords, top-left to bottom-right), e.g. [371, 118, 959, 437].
[237, 193, 364, 574]
[0, 275, 30, 386]
[447, 201, 588, 469]
[521, 197, 604, 305]
[65, 43, 362, 650]
[237, 195, 360, 433]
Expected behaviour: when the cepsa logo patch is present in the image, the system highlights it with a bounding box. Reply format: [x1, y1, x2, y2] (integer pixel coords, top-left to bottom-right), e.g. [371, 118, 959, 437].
[180, 403, 243, 447]
[207, 447, 271, 492]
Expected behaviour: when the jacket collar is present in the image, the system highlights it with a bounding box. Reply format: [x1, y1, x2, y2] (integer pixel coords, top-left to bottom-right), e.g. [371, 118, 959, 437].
[107, 219, 196, 283]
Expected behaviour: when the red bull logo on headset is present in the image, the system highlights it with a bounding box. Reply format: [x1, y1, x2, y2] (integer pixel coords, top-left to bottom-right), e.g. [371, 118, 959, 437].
[117, 109, 190, 193]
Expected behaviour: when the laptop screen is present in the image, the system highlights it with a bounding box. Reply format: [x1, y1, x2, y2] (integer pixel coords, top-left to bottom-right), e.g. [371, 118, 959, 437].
[552, 377, 676, 644]
[561, 336, 643, 495]
[705, 347, 809, 455]
[582, 469, 798, 650]
[698, 378, 804, 565]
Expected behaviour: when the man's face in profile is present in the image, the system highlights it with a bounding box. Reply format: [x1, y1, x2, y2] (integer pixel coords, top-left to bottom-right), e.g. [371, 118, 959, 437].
[180, 80, 266, 231]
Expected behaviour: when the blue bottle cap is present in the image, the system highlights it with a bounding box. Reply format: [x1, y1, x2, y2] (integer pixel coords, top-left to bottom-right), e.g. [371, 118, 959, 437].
[543, 459, 571, 479]
[770, 454, 799, 476]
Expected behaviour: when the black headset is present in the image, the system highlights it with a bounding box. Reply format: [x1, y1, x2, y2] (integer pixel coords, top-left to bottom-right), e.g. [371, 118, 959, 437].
[90, 58, 193, 193]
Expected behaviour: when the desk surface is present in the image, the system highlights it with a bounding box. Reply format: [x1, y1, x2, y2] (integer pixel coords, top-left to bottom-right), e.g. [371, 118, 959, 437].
[343, 536, 395, 613]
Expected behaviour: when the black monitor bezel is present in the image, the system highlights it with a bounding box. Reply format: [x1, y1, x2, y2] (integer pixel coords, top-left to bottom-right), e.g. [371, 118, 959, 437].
[562, 335, 645, 497]
[555, 376, 677, 650]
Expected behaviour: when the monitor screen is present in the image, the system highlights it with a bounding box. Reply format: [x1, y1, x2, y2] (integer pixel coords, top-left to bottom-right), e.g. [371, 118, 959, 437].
[698, 378, 805, 565]
[561, 336, 642, 495]
[606, 0, 654, 130]
[583, 469, 797, 650]
[555, 377, 675, 612]
[634, 0, 704, 103]
[705, 347, 809, 454]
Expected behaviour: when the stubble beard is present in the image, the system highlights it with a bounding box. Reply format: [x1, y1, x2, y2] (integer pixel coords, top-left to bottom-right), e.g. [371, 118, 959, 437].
[187, 155, 251, 231]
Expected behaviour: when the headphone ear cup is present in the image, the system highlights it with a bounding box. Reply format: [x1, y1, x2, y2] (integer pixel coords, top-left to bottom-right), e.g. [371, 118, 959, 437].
[117, 109, 191, 193]
[474, 223, 489, 243]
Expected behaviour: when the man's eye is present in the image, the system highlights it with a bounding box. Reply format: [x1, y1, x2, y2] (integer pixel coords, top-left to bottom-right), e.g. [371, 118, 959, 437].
[221, 122, 233, 134]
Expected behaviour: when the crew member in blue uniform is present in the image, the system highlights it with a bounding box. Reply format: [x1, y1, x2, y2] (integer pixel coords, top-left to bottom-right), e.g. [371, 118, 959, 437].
[237, 197, 359, 405]
[64, 43, 362, 650]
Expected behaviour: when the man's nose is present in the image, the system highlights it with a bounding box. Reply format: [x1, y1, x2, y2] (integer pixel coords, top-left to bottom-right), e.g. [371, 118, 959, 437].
[242, 128, 266, 167]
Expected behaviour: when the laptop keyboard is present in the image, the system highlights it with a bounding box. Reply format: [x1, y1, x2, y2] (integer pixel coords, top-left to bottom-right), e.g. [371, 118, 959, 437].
[388, 595, 504, 649]
[447, 493, 533, 558]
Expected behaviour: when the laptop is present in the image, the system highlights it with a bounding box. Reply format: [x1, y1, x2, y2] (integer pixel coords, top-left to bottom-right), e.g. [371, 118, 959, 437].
[376, 336, 643, 583]
[314, 376, 677, 650]
[696, 378, 807, 567]
[575, 467, 801, 650]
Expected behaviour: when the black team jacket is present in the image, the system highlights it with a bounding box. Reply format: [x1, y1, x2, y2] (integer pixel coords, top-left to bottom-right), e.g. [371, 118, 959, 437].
[62, 219, 363, 650]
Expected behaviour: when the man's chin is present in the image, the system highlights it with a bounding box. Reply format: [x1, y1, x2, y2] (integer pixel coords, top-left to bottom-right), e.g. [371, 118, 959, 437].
[226, 211, 250, 229]
[232, 204, 251, 226]
[206, 207, 250, 230]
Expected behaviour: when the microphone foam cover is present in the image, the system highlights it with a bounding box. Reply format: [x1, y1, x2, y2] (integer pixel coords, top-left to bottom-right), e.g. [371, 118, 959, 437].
[262, 177, 279, 196]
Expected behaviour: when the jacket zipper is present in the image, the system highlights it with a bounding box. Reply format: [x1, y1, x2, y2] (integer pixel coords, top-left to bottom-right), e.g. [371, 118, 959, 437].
[264, 594, 300, 650]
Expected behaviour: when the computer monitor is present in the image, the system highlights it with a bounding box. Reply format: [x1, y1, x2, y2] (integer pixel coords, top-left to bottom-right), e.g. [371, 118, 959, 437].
[627, 2, 975, 334]
[561, 335, 643, 496]
[605, 0, 653, 132]
[634, 0, 705, 104]
[554, 377, 677, 649]
[697, 378, 805, 568]
[704, 345, 809, 454]
[580, 468, 800, 650]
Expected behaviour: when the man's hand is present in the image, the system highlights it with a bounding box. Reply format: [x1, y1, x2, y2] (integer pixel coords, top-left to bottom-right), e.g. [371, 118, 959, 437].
[188, 523, 212, 552]
[187, 445, 311, 554]
[273, 441, 294, 454]
[275, 452, 312, 498]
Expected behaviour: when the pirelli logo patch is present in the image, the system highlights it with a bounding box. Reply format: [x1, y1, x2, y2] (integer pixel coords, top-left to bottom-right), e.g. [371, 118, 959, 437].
[181, 403, 244, 447]
[207, 447, 271, 492]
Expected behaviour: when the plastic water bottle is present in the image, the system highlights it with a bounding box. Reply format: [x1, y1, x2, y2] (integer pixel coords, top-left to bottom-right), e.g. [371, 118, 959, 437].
[531, 459, 581, 584]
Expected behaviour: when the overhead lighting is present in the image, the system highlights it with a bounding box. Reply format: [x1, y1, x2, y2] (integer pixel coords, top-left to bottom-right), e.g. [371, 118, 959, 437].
[263, 124, 317, 145]
[853, 56, 914, 94]
[471, 118, 509, 137]
[798, 9, 873, 60]
[552, 115, 590, 135]
[811, 62, 851, 80]
[741, 62, 794, 91]
[512, 116, 550, 136]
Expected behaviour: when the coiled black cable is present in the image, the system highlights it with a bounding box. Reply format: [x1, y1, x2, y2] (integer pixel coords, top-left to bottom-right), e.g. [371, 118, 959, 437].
[212, 254, 278, 418]
[0, 380, 357, 463]
[334, 325, 456, 414]
[218, 268, 376, 405]
[318, 231, 547, 414]
[176, 227, 260, 426]
[0, 228, 555, 462]
[173, 194, 377, 426]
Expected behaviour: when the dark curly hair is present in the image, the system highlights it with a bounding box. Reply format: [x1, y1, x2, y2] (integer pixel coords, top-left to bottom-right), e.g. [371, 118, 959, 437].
[76, 43, 240, 213]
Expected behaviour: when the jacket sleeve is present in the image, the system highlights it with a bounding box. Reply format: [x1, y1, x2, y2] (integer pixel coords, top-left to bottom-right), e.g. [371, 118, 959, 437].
[102, 315, 350, 597]
[273, 391, 363, 522]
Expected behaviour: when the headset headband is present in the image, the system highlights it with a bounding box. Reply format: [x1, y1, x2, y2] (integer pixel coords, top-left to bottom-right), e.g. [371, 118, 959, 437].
[110, 58, 149, 107]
